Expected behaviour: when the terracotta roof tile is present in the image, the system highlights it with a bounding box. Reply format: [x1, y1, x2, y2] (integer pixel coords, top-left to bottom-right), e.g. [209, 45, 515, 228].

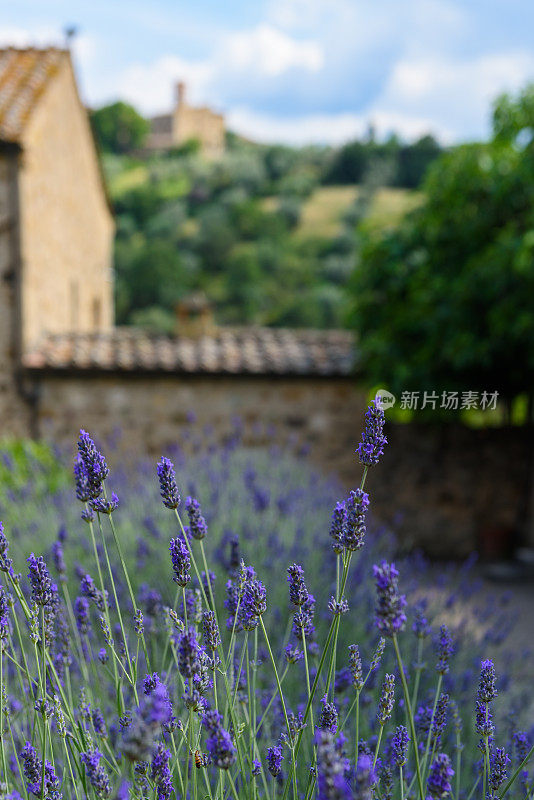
[0, 48, 67, 143]
[22, 327, 355, 377]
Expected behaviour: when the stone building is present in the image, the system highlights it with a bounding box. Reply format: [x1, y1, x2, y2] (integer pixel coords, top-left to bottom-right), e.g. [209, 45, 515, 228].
[0, 46, 114, 435]
[147, 81, 225, 158]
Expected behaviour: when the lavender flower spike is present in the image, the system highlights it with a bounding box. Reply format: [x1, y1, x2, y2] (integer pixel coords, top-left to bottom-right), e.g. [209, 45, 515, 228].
[427, 753, 454, 799]
[392, 725, 410, 767]
[357, 400, 388, 466]
[169, 537, 191, 586]
[77, 429, 109, 499]
[373, 560, 407, 637]
[343, 489, 369, 551]
[157, 456, 181, 509]
[186, 496, 208, 539]
[267, 744, 284, 777]
[477, 659, 497, 704]
[26, 554, 54, 607]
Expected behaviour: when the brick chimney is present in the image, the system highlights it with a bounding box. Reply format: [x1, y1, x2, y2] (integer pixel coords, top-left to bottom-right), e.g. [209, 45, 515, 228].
[175, 293, 215, 338]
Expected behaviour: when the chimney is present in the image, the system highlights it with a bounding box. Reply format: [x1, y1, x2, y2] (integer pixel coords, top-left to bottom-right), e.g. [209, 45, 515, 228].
[175, 293, 215, 338]
[176, 81, 186, 108]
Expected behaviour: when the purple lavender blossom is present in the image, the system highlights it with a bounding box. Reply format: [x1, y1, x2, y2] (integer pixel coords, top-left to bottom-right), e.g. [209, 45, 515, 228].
[77, 430, 109, 499]
[477, 659, 497, 704]
[202, 709, 237, 770]
[475, 701, 494, 746]
[74, 596, 90, 635]
[98, 647, 108, 664]
[412, 602, 431, 639]
[177, 628, 201, 679]
[392, 725, 410, 767]
[26, 554, 54, 606]
[186, 496, 208, 540]
[92, 708, 107, 736]
[287, 563, 309, 606]
[202, 610, 221, 653]
[0, 522, 14, 575]
[150, 742, 173, 800]
[427, 753, 454, 799]
[343, 489, 369, 551]
[73, 454, 91, 503]
[80, 748, 111, 798]
[431, 693, 449, 747]
[91, 493, 119, 515]
[377, 674, 395, 724]
[316, 729, 350, 800]
[169, 537, 191, 586]
[285, 643, 304, 663]
[267, 744, 284, 777]
[329, 502, 347, 555]
[356, 401, 388, 466]
[353, 753, 378, 800]
[157, 457, 181, 509]
[51, 540, 66, 580]
[489, 748, 510, 793]
[21, 742, 61, 797]
[319, 696, 339, 734]
[435, 626, 454, 675]
[370, 638, 386, 670]
[348, 645, 363, 691]
[80, 574, 107, 612]
[0, 584, 10, 645]
[292, 593, 316, 641]
[122, 683, 172, 762]
[373, 561, 407, 637]
[328, 596, 349, 615]
[240, 577, 267, 631]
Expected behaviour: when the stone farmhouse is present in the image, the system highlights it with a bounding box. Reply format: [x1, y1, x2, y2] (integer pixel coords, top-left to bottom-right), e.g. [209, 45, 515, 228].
[147, 81, 225, 158]
[0, 46, 361, 470]
[0, 46, 527, 558]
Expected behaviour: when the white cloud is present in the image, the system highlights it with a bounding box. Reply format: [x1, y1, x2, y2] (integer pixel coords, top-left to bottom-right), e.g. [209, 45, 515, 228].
[221, 24, 323, 78]
[373, 51, 534, 140]
[105, 23, 323, 115]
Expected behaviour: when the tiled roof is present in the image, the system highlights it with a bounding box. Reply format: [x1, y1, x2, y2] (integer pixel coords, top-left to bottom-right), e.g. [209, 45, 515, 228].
[22, 328, 356, 377]
[0, 48, 66, 143]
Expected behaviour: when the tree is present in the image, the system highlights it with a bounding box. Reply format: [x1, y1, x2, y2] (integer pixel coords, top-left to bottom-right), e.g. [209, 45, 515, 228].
[90, 102, 149, 153]
[348, 84, 534, 406]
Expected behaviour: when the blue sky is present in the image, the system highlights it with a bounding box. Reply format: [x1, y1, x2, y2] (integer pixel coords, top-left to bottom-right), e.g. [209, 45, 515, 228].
[2, 0, 533, 145]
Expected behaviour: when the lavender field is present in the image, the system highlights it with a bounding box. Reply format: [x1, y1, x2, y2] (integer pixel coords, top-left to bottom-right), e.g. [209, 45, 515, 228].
[0, 405, 532, 800]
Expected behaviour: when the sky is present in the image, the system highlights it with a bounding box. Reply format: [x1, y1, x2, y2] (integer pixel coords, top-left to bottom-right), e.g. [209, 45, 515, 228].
[1, 0, 533, 146]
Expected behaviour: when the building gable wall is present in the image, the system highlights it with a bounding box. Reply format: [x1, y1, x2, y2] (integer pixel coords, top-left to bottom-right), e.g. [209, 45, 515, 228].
[17, 57, 114, 350]
[0, 150, 31, 435]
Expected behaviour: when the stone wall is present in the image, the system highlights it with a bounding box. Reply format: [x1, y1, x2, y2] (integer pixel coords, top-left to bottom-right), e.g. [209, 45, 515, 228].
[18, 56, 114, 350]
[30, 370, 533, 558]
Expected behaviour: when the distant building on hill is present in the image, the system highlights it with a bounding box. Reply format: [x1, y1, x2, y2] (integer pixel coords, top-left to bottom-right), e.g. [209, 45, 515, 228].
[147, 81, 225, 158]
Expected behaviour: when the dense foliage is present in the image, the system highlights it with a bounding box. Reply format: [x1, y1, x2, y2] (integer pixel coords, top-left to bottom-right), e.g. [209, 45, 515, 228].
[0, 406, 532, 799]
[348, 86, 534, 406]
[91, 103, 150, 154]
[90, 96, 435, 332]
[109, 144, 360, 331]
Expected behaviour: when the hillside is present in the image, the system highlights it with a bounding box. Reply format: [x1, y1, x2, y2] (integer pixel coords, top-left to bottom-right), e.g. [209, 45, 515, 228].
[103, 148, 421, 333]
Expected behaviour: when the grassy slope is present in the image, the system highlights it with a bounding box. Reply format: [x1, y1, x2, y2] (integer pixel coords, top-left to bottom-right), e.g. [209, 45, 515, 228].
[295, 185, 422, 239]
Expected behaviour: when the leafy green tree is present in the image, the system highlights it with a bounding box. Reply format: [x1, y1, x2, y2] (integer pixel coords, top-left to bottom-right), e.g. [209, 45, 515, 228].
[349, 85, 534, 406]
[91, 102, 149, 153]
